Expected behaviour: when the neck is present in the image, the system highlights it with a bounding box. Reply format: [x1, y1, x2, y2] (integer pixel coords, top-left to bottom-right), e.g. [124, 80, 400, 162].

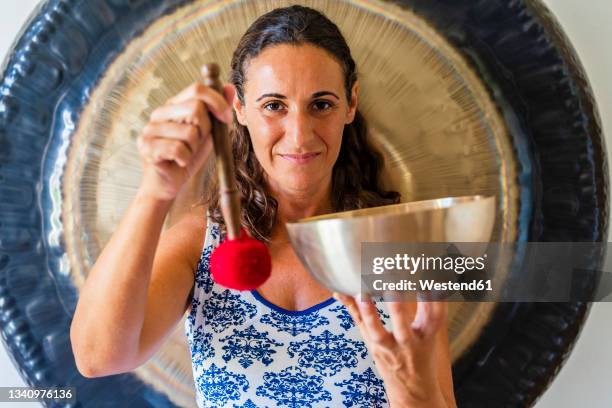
[266, 175, 334, 243]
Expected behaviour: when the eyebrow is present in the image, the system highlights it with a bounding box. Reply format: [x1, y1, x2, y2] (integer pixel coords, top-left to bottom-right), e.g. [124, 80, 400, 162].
[255, 91, 340, 102]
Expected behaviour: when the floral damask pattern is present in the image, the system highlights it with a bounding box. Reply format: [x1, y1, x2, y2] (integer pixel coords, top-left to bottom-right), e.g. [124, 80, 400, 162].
[196, 363, 249, 406]
[329, 304, 390, 331]
[195, 243, 215, 294]
[220, 325, 284, 368]
[203, 289, 258, 333]
[233, 399, 260, 408]
[256, 366, 332, 407]
[334, 367, 388, 407]
[260, 310, 330, 336]
[287, 330, 368, 376]
[188, 324, 215, 366]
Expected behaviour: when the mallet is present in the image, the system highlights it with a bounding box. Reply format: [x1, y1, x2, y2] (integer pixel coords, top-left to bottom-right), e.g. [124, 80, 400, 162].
[201, 63, 271, 290]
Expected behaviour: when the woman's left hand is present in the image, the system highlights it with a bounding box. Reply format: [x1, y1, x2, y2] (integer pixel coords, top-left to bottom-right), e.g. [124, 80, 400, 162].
[333, 293, 457, 408]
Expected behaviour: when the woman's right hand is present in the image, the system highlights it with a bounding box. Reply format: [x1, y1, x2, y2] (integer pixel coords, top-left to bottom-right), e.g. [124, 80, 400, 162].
[137, 75, 235, 201]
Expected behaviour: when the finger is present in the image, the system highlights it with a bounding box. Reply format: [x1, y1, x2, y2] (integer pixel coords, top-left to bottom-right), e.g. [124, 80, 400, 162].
[142, 122, 200, 154]
[169, 82, 233, 123]
[223, 84, 237, 122]
[150, 100, 212, 137]
[138, 136, 192, 167]
[355, 294, 394, 345]
[387, 300, 417, 344]
[185, 138, 214, 178]
[411, 300, 448, 340]
[333, 292, 363, 326]
[223, 83, 237, 106]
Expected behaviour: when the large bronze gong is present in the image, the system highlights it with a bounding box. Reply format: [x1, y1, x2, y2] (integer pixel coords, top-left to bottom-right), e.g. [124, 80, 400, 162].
[0, 0, 607, 407]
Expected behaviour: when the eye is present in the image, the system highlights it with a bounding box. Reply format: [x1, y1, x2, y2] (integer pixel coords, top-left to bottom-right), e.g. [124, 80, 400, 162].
[263, 101, 284, 112]
[312, 100, 334, 111]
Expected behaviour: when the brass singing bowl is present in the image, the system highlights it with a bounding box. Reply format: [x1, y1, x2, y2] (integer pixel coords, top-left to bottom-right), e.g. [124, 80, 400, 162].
[287, 195, 496, 296]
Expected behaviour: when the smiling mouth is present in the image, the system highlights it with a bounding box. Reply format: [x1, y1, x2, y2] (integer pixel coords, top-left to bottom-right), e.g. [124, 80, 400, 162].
[279, 152, 321, 164]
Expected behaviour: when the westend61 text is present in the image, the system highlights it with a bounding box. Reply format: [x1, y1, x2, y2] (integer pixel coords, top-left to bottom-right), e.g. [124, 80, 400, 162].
[372, 279, 493, 291]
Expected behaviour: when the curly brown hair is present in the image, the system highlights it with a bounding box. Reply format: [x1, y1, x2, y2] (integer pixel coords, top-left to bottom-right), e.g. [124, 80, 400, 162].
[204, 5, 400, 242]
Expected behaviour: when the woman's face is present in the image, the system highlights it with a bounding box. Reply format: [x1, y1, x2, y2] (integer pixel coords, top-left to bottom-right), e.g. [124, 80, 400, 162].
[233, 43, 358, 194]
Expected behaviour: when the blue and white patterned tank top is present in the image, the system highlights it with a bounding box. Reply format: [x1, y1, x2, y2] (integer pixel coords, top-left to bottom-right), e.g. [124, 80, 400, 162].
[184, 214, 393, 407]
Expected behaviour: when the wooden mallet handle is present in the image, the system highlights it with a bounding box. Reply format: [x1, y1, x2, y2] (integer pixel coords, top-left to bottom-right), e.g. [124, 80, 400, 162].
[201, 63, 241, 240]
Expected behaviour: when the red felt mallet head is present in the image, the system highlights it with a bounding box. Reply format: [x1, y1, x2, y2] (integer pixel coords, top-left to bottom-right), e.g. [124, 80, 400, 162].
[201, 63, 271, 290]
[210, 228, 271, 291]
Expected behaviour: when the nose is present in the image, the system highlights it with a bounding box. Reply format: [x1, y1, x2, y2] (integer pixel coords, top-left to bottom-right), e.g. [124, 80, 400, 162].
[285, 108, 314, 147]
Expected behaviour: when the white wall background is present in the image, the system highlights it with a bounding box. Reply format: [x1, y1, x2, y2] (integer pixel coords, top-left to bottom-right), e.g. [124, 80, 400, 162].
[0, 1, 610, 407]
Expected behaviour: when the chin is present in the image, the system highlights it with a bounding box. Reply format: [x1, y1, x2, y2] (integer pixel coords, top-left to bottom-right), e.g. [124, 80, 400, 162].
[268, 162, 332, 192]
[281, 175, 321, 192]
[286, 179, 316, 191]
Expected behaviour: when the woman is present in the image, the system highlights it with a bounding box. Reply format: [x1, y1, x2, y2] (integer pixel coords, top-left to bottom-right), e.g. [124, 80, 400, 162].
[70, 5, 457, 408]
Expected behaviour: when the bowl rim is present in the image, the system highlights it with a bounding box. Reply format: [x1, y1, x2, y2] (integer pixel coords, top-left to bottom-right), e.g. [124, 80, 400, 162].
[286, 194, 496, 225]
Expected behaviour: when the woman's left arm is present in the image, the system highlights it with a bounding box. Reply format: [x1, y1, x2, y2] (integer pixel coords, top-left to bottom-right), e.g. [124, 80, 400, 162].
[333, 293, 457, 408]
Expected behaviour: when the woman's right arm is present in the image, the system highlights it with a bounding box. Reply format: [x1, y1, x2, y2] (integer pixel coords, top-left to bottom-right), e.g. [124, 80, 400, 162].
[69, 190, 204, 377]
[70, 78, 235, 377]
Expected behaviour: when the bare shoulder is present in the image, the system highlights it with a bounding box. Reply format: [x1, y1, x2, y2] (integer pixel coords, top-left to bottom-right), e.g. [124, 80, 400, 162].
[159, 204, 208, 274]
